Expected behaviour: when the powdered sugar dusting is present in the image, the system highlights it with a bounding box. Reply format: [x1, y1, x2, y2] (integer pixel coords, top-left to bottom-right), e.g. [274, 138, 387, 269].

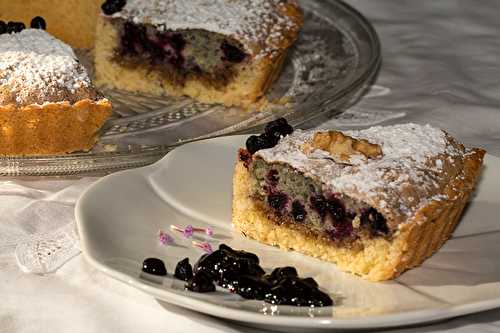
[0, 29, 92, 106]
[256, 124, 466, 227]
[110, 0, 301, 57]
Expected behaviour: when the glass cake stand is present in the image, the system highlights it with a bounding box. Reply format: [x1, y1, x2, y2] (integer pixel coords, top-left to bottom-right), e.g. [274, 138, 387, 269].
[0, 0, 381, 176]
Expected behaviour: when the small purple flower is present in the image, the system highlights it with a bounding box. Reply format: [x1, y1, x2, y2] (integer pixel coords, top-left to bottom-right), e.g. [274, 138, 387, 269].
[184, 225, 194, 238]
[170, 224, 193, 238]
[158, 230, 174, 246]
[192, 241, 213, 254]
[204, 227, 214, 237]
[171, 224, 214, 238]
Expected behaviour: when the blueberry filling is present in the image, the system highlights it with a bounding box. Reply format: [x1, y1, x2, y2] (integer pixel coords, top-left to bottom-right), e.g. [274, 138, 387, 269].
[361, 208, 389, 236]
[291, 201, 307, 222]
[310, 195, 328, 218]
[181, 244, 333, 307]
[266, 169, 280, 185]
[250, 160, 391, 243]
[114, 20, 248, 87]
[221, 40, 246, 63]
[326, 197, 345, 221]
[326, 219, 354, 241]
[267, 192, 288, 212]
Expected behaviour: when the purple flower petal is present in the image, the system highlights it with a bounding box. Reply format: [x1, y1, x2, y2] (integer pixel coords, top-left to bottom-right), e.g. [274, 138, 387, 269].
[205, 227, 214, 237]
[158, 230, 174, 246]
[193, 241, 213, 254]
[183, 225, 194, 238]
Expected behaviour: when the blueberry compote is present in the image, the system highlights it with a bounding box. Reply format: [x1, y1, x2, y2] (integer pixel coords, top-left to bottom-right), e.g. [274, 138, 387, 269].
[115, 20, 247, 87]
[179, 244, 333, 307]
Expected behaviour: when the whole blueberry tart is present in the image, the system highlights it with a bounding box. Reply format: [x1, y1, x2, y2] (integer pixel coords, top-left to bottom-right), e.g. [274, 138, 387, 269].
[0, 0, 102, 49]
[94, 0, 303, 108]
[0, 26, 112, 156]
[232, 120, 485, 281]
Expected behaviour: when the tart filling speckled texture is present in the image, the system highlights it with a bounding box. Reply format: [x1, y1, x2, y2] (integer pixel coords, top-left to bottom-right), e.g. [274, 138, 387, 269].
[232, 121, 485, 281]
[94, 0, 303, 108]
[0, 29, 112, 156]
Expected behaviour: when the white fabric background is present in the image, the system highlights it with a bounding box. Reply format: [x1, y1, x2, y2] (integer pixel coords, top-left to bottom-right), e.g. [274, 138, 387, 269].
[2, 0, 500, 331]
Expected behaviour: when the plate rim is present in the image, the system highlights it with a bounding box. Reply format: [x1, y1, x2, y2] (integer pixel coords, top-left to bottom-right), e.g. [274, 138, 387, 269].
[76, 135, 500, 330]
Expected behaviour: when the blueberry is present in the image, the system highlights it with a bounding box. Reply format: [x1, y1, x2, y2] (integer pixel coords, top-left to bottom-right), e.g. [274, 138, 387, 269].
[237, 275, 271, 300]
[265, 118, 294, 141]
[174, 258, 193, 281]
[186, 271, 216, 293]
[245, 135, 261, 154]
[326, 197, 345, 221]
[142, 258, 167, 276]
[30, 16, 46, 30]
[219, 270, 241, 291]
[0, 21, 7, 35]
[269, 267, 298, 283]
[301, 277, 319, 288]
[170, 33, 186, 50]
[310, 195, 327, 218]
[221, 40, 246, 63]
[327, 220, 353, 241]
[258, 132, 279, 149]
[101, 0, 127, 15]
[245, 131, 280, 155]
[7, 22, 25, 34]
[291, 201, 307, 222]
[267, 192, 288, 212]
[265, 276, 333, 307]
[266, 169, 279, 185]
[218, 244, 234, 253]
[307, 289, 334, 307]
[264, 284, 290, 305]
[361, 208, 389, 235]
[193, 250, 223, 279]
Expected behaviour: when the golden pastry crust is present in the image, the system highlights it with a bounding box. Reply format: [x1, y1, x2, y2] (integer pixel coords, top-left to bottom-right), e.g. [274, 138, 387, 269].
[0, 99, 112, 156]
[233, 146, 484, 281]
[0, 0, 102, 49]
[0, 29, 113, 156]
[94, 0, 303, 108]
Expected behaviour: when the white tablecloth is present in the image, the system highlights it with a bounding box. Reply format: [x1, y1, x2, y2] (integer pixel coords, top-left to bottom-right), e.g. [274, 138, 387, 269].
[2, 1, 500, 332]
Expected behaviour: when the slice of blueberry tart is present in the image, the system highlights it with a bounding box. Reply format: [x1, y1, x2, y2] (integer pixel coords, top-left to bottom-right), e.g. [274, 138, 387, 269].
[232, 120, 485, 281]
[0, 25, 112, 156]
[94, 0, 303, 108]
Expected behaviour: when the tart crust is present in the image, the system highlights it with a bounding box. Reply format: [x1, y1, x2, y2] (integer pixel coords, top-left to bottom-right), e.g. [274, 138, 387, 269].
[0, 99, 112, 156]
[0, 0, 102, 49]
[232, 147, 485, 281]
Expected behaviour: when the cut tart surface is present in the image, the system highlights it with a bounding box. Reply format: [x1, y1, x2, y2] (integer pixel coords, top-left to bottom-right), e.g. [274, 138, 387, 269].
[232, 122, 485, 281]
[94, 0, 303, 108]
[0, 29, 112, 156]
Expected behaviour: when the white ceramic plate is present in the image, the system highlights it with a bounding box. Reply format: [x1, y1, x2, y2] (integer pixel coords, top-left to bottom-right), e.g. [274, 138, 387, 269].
[76, 135, 500, 332]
